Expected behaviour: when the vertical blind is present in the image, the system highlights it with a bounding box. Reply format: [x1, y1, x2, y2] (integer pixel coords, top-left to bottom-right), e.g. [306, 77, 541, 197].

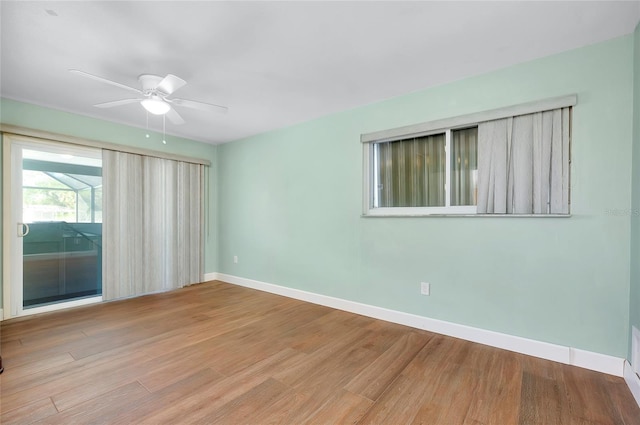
[374, 129, 478, 208]
[102, 150, 203, 300]
[375, 133, 446, 207]
[451, 128, 478, 206]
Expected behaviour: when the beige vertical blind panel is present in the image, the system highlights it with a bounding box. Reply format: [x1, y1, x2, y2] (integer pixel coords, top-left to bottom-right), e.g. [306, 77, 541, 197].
[102, 149, 203, 300]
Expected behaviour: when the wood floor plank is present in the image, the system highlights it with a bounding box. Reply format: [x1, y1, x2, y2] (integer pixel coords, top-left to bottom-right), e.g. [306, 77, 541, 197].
[462, 348, 524, 425]
[607, 378, 640, 425]
[300, 389, 373, 425]
[1, 331, 88, 369]
[4, 323, 192, 397]
[196, 377, 289, 424]
[136, 348, 220, 392]
[0, 397, 58, 425]
[357, 336, 469, 423]
[560, 362, 628, 424]
[109, 367, 224, 425]
[0, 352, 75, 382]
[243, 333, 390, 425]
[345, 330, 430, 400]
[272, 325, 379, 390]
[1, 280, 638, 425]
[517, 361, 572, 425]
[0, 348, 154, 412]
[241, 386, 319, 425]
[357, 372, 430, 424]
[281, 309, 375, 354]
[36, 381, 150, 424]
[410, 364, 482, 424]
[136, 348, 308, 424]
[0, 339, 22, 354]
[48, 361, 155, 412]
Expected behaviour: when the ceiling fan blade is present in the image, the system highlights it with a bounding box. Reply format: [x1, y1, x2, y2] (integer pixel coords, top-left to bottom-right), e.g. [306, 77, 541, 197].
[69, 69, 141, 94]
[166, 108, 185, 125]
[157, 74, 186, 95]
[170, 98, 228, 114]
[94, 98, 140, 108]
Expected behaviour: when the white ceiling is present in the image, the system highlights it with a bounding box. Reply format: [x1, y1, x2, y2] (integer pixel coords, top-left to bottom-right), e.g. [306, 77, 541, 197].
[2, 1, 639, 145]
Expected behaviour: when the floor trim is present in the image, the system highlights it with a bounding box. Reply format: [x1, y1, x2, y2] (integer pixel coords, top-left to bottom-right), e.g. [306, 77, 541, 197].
[204, 272, 219, 282]
[624, 360, 640, 407]
[215, 273, 625, 378]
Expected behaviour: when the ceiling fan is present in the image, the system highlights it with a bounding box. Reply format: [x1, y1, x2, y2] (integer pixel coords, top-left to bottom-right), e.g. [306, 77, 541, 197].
[69, 69, 228, 125]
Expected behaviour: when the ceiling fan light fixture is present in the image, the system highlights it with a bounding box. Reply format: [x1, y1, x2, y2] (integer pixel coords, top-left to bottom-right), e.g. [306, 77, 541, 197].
[141, 96, 170, 115]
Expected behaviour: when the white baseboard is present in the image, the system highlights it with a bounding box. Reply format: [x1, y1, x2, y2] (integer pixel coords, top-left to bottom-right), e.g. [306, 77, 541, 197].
[216, 273, 625, 378]
[624, 360, 640, 407]
[204, 272, 219, 282]
[570, 347, 625, 377]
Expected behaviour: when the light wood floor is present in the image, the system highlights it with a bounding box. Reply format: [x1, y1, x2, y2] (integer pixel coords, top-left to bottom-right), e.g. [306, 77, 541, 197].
[1, 281, 639, 424]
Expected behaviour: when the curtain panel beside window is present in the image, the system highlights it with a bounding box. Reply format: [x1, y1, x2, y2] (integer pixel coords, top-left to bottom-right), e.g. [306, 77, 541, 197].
[102, 150, 203, 301]
[476, 107, 570, 214]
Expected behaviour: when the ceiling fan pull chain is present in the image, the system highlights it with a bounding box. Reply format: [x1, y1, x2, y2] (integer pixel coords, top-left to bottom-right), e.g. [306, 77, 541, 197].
[145, 111, 150, 139]
[163, 115, 167, 144]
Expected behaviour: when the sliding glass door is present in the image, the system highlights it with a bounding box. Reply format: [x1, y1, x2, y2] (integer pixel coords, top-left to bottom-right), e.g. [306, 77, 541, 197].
[5, 135, 103, 317]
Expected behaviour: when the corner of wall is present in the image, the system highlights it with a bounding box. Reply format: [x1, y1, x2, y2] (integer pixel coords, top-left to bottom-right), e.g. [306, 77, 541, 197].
[629, 20, 640, 363]
[214, 144, 220, 274]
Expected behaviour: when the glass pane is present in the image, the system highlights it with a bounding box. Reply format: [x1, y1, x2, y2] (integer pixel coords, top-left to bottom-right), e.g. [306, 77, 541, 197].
[22, 170, 68, 189]
[94, 186, 103, 223]
[68, 174, 102, 188]
[23, 188, 77, 222]
[76, 187, 102, 223]
[46, 172, 90, 190]
[23, 222, 102, 308]
[23, 161, 103, 224]
[21, 146, 103, 310]
[77, 188, 92, 222]
[451, 127, 478, 206]
[375, 133, 446, 207]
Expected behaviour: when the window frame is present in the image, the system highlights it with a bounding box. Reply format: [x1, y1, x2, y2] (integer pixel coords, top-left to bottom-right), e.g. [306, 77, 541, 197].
[361, 95, 577, 217]
[367, 127, 477, 216]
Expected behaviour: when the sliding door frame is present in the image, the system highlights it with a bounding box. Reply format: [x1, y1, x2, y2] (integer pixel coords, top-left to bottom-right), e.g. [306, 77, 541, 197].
[2, 134, 103, 319]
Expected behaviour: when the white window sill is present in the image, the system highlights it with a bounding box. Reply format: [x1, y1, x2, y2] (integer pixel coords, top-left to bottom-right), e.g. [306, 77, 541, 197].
[362, 209, 572, 218]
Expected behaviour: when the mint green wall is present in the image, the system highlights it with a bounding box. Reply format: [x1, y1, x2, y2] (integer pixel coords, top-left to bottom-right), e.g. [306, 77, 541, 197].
[631, 22, 640, 361]
[0, 99, 219, 307]
[218, 35, 635, 358]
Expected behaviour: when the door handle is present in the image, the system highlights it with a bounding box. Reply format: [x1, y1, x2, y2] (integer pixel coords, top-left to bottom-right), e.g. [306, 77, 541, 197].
[17, 223, 30, 237]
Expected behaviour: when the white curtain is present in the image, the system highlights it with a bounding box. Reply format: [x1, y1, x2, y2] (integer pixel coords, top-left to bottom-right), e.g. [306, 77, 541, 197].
[476, 107, 570, 214]
[102, 150, 203, 301]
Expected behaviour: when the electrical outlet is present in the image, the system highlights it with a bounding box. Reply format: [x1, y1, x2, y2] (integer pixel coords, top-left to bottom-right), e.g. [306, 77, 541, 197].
[420, 282, 430, 296]
[233, 255, 238, 264]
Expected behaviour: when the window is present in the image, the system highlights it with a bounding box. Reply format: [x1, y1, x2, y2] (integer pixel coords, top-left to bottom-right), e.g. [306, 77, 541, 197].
[371, 128, 477, 214]
[362, 96, 575, 216]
